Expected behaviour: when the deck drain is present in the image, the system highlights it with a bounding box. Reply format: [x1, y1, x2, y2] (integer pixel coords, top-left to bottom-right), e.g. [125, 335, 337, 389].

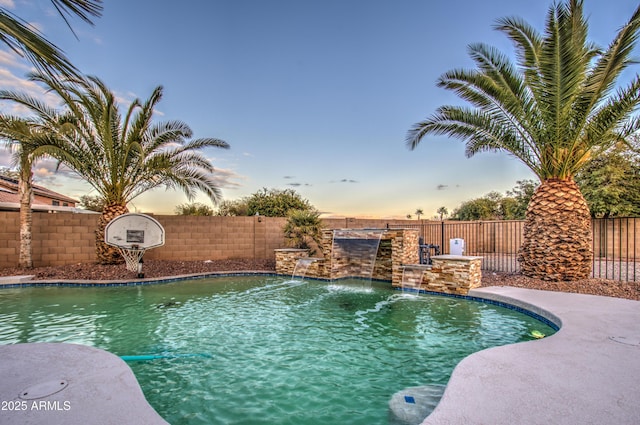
[19, 380, 68, 400]
[609, 336, 640, 347]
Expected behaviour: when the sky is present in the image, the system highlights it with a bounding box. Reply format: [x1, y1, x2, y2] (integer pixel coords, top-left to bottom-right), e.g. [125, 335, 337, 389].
[0, 0, 638, 218]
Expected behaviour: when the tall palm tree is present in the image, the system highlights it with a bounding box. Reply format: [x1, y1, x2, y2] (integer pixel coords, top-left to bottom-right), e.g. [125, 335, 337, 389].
[407, 0, 640, 281]
[1, 0, 102, 78]
[0, 116, 54, 268]
[1, 73, 230, 264]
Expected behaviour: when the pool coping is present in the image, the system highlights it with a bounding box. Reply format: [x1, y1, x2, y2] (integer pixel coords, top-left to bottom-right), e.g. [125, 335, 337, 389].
[1, 274, 638, 424]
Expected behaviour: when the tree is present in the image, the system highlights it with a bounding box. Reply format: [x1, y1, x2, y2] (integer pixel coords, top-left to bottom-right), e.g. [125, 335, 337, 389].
[575, 140, 640, 217]
[407, 1, 640, 281]
[214, 189, 315, 217]
[245, 188, 313, 217]
[1, 0, 102, 78]
[215, 199, 250, 216]
[436, 206, 448, 221]
[1, 73, 229, 263]
[0, 116, 53, 268]
[505, 180, 538, 220]
[283, 209, 324, 254]
[175, 202, 214, 216]
[78, 194, 105, 212]
[414, 208, 424, 220]
[452, 193, 502, 221]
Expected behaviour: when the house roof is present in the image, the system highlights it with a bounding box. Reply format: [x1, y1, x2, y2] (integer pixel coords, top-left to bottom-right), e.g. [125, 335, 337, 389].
[0, 175, 78, 204]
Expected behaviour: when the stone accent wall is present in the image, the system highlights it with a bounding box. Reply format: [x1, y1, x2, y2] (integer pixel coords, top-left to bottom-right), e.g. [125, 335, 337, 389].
[276, 239, 482, 295]
[275, 249, 311, 275]
[275, 229, 419, 282]
[406, 255, 482, 295]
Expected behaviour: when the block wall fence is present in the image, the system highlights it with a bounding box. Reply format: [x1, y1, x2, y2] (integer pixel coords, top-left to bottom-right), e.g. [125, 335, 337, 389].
[0, 212, 416, 269]
[0, 211, 637, 269]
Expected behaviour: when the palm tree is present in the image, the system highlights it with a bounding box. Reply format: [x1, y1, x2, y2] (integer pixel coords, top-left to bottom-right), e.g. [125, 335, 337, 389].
[414, 208, 424, 220]
[0, 116, 54, 268]
[1, 73, 230, 263]
[283, 209, 324, 255]
[407, 0, 640, 281]
[437, 206, 448, 221]
[1, 0, 102, 78]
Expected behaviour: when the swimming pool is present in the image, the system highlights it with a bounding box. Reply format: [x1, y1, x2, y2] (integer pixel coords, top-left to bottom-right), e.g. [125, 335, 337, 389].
[0, 276, 556, 424]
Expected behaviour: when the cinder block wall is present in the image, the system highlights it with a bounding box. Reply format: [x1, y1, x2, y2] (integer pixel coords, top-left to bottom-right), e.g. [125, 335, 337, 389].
[13, 212, 98, 268]
[0, 211, 425, 269]
[143, 216, 288, 262]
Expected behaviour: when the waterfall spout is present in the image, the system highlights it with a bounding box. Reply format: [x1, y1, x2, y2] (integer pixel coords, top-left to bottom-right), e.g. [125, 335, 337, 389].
[291, 258, 318, 281]
[331, 229, 386, 287]
[401, 264, 429, 295]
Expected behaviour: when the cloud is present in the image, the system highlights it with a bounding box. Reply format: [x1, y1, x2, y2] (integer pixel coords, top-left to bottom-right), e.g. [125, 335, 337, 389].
[0, 50, 30, 70]
[0, 0, 15, 8]
[287, 182, 311, 187]
[209, 167, 246, 189]
[0, 65, 60, 116]
[283, 175, 294, 179]
[436, 184, 448, 190]
[328, 178, 358, 183]
[31, 159, 79, 186]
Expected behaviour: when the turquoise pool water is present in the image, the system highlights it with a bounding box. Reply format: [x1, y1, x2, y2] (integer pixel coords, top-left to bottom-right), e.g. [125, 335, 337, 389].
[0, 276, 555, 424]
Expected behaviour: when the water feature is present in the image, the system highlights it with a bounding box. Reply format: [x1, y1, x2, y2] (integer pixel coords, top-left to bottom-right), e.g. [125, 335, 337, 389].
[0, 276, 556, 425]
[401, 264, 430, 295]
[331, 229, 385, 286]
[291, 257, 317, 280]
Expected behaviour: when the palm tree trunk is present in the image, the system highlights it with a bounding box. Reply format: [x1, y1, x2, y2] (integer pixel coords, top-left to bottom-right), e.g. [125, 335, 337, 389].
[96, 203, 129, 264]
[18, 168, 33, 269]
[519, 178, 592, 281]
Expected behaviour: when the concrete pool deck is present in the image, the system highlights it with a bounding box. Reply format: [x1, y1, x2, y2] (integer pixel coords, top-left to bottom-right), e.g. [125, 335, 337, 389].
[0, 284, 638, 424]
[422, 286, 640, 425]
[0, 343, 168, 425]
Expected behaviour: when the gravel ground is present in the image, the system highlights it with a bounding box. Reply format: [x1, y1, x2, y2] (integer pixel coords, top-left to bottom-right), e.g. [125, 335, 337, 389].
[1, 259, 638, 301]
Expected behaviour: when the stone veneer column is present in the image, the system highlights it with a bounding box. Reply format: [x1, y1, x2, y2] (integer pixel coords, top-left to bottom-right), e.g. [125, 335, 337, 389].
[391, 229, 420, 286]
[426, 255, 483, 295]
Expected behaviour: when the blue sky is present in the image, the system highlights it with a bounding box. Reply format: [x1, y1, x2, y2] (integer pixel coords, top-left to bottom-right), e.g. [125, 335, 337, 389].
[1, 0, 638, 218]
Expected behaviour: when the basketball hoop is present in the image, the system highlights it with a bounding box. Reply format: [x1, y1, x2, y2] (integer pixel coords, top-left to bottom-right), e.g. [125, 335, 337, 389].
[104, 213, 165, 278]
[120, 245, 146, 273]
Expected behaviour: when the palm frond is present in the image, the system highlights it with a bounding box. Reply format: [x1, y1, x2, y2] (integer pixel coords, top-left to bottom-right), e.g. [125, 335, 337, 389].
[408, 0, 640, 182]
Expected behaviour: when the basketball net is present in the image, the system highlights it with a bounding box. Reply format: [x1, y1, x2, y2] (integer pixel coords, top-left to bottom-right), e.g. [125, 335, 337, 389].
[120, 245, 146, 272]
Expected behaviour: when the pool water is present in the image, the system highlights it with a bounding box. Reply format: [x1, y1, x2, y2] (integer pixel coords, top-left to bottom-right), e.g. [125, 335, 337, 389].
[0, 276, 555, 424]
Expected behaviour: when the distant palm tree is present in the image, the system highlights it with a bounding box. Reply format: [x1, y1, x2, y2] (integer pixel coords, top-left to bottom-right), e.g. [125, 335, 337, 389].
[0, 0, 102, 78]
[437, 206, 448, 221]
[1, 73, 229, 263]
[414, 208, 424, 220]
[407, 0, 640, 281]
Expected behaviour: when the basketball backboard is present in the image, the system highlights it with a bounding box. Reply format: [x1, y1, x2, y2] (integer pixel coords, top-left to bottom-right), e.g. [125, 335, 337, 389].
[104, 213, 165, 249]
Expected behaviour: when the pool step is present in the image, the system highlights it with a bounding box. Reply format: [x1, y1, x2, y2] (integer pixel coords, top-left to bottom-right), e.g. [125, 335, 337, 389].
[0, 275, 34, 285]
[388, 384, 446, 425]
